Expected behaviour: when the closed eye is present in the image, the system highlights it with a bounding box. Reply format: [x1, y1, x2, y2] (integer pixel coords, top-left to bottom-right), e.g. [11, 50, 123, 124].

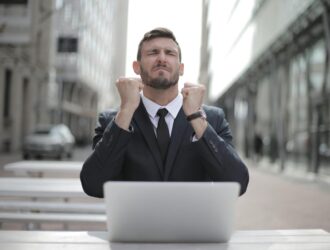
[147, 49, 159, 55]
[166, 50, 177, 56]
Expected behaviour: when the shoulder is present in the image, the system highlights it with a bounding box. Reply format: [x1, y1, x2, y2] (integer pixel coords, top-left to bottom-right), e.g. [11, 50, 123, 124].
[99, 109, 118, 120]
[97, 109, 118, 127]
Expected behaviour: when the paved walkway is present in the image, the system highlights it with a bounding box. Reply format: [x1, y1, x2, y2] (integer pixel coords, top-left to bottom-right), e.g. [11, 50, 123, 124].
[235, 160, 330, 232]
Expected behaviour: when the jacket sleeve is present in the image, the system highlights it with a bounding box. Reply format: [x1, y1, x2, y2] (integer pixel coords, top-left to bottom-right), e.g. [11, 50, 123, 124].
[80, 111, 132, 198]
[196, 106, 249, 195]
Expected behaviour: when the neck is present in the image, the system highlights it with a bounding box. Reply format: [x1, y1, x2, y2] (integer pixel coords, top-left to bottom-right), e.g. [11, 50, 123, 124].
[143, 85, 179, 106]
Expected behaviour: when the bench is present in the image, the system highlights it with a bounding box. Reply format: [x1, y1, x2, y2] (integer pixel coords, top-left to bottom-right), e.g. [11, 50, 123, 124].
[0, 200, 106, 229]
[4, 161, 83, 178]
[0, 177, 86, 198]
[0, 212, 106, 224]
[0, 200, 105, 214]
[0, 177, 106, 229]
[0, 211, 107, 230]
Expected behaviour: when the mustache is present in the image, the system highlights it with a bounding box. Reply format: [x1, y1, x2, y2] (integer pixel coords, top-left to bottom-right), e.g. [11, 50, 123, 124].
[153, 64, 169, 70]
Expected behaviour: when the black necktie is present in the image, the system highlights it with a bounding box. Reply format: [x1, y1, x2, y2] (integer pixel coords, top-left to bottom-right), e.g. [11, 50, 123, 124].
[157, 108, 170, 164]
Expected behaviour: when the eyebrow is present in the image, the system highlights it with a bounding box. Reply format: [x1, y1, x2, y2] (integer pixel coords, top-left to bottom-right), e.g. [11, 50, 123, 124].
[145, 48, 178, 54]
[165, 48, 178, 54]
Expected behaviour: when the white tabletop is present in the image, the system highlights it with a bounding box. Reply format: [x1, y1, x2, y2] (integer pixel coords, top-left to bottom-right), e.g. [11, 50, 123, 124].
[3, 161, 83, 177]
[0, 229, 329, 250]
[0, 177, 85, 198]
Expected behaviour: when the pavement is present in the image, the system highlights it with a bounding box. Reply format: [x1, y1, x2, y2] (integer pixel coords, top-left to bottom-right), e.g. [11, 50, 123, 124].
[0, 147, 329, 232]
[235, 159, 330, 231]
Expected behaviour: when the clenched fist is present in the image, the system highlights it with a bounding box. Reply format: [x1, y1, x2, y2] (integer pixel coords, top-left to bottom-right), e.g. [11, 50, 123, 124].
[181, 83, 206, 116]
[116, 77, 144, 112]
[115, 77, 144, 131]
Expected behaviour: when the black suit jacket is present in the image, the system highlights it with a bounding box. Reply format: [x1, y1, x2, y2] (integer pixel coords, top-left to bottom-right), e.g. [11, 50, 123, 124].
[80, 101, 249, 198]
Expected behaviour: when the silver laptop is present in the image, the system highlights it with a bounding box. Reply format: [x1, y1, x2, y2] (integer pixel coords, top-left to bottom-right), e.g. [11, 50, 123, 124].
[103, 181, 240, 243]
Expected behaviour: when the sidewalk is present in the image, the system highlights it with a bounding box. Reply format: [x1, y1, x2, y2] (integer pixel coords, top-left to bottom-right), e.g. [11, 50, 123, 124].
[251, 157, 330, 186]
[235, 158, 330, 232]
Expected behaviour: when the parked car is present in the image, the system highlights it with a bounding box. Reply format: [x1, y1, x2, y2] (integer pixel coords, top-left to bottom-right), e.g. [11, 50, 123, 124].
[23, 124, 75, 160]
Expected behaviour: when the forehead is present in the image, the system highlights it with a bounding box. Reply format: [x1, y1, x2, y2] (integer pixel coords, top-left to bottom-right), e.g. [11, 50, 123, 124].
[141, 37, 179, 52]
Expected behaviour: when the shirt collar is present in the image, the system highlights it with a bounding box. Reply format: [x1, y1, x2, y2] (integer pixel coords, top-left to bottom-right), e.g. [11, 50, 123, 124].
[141, 93, 182, 119]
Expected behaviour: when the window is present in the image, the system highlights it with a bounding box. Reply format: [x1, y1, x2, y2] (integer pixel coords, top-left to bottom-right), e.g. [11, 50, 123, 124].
[57, 37, 78, 53]
[0, 0, 27, 4]
[309, 39, 326, 95]
[3, 69, 11, 119]
[286, 54, 309, 165]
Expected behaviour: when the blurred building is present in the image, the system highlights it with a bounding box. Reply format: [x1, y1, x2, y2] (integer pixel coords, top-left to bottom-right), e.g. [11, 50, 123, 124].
[0, 0, 128, 152]
[200, 0, 330, 176]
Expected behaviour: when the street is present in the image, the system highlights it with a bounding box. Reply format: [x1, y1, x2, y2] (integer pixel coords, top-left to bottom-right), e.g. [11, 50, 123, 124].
[0, 146, 329, 232]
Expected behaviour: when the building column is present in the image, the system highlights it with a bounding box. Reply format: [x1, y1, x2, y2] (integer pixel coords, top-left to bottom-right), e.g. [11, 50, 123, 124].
[10, 67, 23, 151]
[21, 72, 36, 137]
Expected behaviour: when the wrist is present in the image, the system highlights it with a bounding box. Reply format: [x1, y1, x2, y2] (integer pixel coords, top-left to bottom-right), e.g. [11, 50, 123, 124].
[119, 104, 137, 114]
[115, 108, 135, 131]
[186, 109, 206, 122]
[190, 118, 207, 139]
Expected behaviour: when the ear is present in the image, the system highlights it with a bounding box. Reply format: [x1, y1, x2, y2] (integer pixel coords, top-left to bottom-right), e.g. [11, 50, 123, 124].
[179, 63, 184, 76]
[133, 61, 141, 75]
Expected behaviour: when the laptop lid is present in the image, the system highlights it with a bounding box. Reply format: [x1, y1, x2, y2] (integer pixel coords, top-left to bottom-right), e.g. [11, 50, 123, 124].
[103, 181, 240, 243]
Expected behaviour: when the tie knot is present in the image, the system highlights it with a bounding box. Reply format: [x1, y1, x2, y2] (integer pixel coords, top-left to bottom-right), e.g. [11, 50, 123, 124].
[157, 108, 168, 118]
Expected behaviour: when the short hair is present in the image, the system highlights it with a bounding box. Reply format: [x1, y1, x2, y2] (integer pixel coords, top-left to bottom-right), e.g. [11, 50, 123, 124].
[137, 27, 182, 61]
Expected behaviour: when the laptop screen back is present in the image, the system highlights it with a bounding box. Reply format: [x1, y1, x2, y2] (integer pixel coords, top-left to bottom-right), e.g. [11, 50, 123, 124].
[103, 181, 240, 243]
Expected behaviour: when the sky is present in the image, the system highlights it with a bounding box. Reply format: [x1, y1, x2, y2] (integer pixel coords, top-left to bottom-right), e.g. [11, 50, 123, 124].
[125, 0, 202, 88]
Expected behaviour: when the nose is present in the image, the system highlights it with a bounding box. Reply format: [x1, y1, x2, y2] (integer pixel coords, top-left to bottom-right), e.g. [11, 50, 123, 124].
[157, 50, 166, 63]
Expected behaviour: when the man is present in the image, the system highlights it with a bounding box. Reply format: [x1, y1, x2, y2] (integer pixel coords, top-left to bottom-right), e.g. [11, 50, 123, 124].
[80, 28, 249, 198]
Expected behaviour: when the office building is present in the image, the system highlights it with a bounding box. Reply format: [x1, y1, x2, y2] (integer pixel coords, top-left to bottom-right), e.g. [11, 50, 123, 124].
[0, 0, 128, 151]
[200, 0, 330, 175]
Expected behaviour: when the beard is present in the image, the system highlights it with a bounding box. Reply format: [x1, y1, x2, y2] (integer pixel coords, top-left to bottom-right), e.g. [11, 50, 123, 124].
[140, 65, 179, 90]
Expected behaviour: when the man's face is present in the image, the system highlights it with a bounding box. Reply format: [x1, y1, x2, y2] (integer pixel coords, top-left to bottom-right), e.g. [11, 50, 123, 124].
[134, 37, 184, 89]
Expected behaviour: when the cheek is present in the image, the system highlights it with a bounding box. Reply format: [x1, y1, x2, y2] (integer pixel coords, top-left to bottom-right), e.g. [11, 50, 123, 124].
[142, 60, 155, 70]
[142, 55, 157, 63]
[171, 60, 182, 69]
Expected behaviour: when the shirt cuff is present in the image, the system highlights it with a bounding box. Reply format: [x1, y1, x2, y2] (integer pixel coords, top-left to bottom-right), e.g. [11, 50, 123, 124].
[192, 134, 199, 142]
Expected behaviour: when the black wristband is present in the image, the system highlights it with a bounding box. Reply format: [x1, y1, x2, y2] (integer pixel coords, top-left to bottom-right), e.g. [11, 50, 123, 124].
[186, 110, 206, 121]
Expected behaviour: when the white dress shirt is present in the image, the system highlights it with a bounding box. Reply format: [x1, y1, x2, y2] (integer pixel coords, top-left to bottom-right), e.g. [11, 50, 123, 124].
[141, 93, 182, 137]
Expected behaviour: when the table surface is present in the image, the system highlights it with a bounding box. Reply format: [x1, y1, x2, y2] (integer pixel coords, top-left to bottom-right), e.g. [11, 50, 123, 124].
[0, 229, 329, 250]
[0, 177, 85, 198]
[3, 161, 82, 175]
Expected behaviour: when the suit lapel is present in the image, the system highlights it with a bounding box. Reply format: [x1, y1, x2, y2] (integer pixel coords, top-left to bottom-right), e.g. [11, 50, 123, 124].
[164, 108, 192, 180]
[132, 101, 164, 175]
